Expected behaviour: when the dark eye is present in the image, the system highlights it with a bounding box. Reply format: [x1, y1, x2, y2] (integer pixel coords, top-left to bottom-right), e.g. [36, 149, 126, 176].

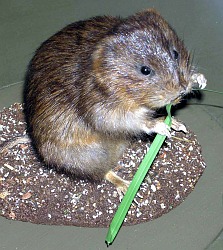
[173, 49, 179, 60]
[141, 66, 152, 75]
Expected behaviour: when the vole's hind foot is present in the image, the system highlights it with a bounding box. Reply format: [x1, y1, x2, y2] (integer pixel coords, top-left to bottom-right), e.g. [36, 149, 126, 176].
[0, 135, 30, 155]
[171, 118, 187, 133]
[105, 170, 130, 201]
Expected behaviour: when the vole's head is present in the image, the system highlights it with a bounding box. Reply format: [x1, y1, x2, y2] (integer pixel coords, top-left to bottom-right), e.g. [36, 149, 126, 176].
[92, 9, 195, 110]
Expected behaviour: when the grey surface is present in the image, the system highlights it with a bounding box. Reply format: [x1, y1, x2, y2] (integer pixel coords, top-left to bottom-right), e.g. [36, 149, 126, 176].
[0, 0, 223, 249]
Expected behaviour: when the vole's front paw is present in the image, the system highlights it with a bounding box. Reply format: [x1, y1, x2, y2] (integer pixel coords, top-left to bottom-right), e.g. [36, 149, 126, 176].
[153, 121, 171, 137]
[171, 118, 187, 133]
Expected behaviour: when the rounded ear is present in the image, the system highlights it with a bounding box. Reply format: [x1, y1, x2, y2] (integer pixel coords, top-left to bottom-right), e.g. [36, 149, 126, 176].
[127, 8, 174, 38]
[123, 8, 165, 28]
[135, 8, 161, 16]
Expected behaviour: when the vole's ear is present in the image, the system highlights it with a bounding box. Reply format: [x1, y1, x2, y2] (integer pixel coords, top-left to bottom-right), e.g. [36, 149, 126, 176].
[127, 8, 172, 36]
[138, 8, 161, 16]
[124, 8, 163, 25]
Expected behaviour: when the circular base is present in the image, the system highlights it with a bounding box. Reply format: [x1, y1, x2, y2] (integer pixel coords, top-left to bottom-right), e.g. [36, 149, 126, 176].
[0, 103, 206, 227]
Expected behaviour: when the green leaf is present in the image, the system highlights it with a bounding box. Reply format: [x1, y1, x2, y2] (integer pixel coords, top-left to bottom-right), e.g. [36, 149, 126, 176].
[105, 104, 172, 246]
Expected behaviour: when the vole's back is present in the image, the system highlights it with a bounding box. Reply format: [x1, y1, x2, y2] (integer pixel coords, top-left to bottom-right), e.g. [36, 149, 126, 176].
[25, 15, 121, 117]
[24, 15, 126, 180]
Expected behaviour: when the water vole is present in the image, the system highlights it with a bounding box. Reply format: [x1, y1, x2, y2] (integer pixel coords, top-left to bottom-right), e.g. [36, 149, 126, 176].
[22, 9, 206, 195]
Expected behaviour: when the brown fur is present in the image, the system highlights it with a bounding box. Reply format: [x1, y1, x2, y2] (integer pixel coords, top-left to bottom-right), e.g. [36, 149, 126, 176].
[24, 9, 195, 189]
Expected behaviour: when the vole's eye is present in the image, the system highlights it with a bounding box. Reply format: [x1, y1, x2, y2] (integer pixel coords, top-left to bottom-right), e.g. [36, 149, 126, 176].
[173, 49, 179, 60]
[141, 66, 152, 75]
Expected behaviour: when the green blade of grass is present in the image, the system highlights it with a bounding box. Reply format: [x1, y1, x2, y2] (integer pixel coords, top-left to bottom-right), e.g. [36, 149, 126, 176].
[193, 88, 223, 94]
[105, 104, 172, 246]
